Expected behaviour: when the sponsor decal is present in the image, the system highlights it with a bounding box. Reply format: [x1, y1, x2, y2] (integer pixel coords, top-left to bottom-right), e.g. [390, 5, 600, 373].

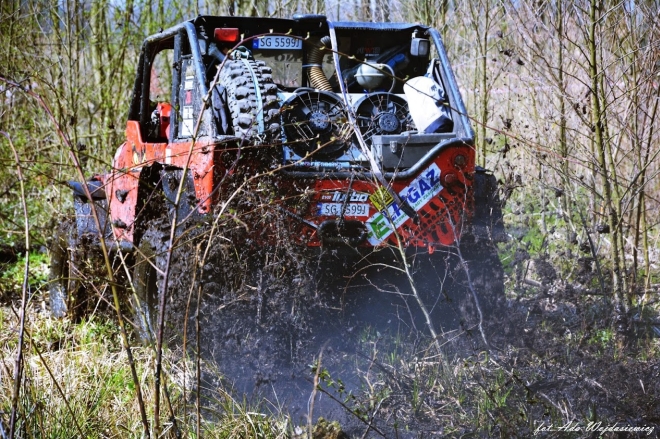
[132, 145, 145, 166]
[321, 191, 369, 203]
[366, 163, 443, 245]
[331, 191, 369, 203]
[369, 186, 394, 211]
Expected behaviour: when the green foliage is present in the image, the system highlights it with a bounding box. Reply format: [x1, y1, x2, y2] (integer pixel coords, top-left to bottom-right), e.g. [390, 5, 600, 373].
[0, 251, 49, 294]
[588, 328, 614, 353]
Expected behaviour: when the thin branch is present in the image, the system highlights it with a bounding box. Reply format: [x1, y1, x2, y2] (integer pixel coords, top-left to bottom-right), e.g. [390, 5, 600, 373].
[2, 132, 32, 439]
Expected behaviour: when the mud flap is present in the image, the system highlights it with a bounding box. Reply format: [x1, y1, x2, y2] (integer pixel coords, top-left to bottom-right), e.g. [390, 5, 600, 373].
[211, 84, 229, 135]
[471, 167, 506, 243]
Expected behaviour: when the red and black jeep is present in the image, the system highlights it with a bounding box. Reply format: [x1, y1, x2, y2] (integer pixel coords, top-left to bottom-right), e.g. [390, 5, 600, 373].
[49, 14, 505, 338]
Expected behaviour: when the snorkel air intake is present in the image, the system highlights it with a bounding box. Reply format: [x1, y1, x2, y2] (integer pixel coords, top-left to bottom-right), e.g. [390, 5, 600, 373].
[306, 36, 333, 91]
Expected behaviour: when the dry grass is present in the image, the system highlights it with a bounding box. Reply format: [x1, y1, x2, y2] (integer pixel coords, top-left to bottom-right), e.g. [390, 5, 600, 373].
[0, 304, 291, 438]
[2, 243, 660, 438]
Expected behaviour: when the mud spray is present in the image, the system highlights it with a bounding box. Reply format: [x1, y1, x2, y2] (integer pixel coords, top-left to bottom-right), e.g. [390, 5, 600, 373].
[159, 236, 500, 437]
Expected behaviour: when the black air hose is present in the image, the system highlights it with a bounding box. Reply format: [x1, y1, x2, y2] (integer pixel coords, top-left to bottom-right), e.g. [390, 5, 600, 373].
[206, 42, 226, 80]
[208, 42, 226, 64]
[306, 36, 333, 91]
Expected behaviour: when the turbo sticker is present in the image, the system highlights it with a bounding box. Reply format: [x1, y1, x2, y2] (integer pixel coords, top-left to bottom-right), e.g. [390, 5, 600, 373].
[366, 162, 443, 245]
[330, 191, 369, 203]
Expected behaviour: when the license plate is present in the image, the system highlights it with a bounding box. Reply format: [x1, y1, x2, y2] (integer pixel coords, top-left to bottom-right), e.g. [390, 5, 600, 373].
[253, 36, 302, 50]
[318, 203, 370, 217]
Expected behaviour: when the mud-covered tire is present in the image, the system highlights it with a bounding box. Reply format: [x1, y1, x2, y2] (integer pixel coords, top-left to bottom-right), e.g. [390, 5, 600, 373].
[458, 242, 505, 323]
[219, 58, 280, 142]
[408, 242, 505, 333]
[49, 220, 84, 318]
[132, 223, 168, 343]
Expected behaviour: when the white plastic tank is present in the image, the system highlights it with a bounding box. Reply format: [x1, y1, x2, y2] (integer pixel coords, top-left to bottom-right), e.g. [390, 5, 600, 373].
[403, 76, 452, 133]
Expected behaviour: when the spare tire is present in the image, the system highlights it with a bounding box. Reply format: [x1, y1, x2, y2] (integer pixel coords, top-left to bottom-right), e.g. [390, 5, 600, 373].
[219, 59, 281, 143]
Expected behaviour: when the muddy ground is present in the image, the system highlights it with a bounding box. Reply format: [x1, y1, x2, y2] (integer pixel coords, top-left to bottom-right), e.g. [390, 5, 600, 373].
[3, 230, 659, 438]
[149, 232, 660, 438]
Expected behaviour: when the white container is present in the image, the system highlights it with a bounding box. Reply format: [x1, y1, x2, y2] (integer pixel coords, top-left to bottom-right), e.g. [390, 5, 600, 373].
[403, 76, 452, 133]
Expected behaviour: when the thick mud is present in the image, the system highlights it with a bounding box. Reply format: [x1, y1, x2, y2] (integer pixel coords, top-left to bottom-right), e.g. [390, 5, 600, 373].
[151, 227, 502, 436]
[32, 215, 660, 437]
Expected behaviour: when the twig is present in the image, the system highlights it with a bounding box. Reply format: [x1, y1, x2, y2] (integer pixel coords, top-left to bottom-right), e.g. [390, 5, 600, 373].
[523, 278, 548, 290]
[455, 244, 490, 348]
[0, 415, 7, 439]
[2, 132, 31, 439]
[575, 206, 607, 296]
[360, 397, 385, 439]
[308, 347, 325, 439]
[390, 234, 445, 357]
[161, 374, 182, 439]
[7, 304, 85, 438]
[313, 385, 388, 438]
[152, 79, 209, 439]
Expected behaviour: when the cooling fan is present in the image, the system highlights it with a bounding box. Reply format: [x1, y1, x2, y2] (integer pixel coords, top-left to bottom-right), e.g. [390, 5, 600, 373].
[354, 93, 415, 143]
[282, 89, 353, 160]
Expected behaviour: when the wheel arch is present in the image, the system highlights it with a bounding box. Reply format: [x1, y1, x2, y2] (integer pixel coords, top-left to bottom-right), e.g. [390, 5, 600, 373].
[133, 163, 167, 247]
[133, 164, 202, 247]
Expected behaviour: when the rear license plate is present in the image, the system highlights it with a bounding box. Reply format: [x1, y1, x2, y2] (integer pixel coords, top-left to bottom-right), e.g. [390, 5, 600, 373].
[253, 36, 302, 50]
[318, 203, 370, 217]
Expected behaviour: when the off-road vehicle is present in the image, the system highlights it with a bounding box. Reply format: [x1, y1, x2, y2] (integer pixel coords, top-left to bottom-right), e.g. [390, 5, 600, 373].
[49, 14, 505, 339]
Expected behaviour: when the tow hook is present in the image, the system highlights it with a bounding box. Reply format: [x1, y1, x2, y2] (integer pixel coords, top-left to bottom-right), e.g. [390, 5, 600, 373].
[317, 220, 368, 246]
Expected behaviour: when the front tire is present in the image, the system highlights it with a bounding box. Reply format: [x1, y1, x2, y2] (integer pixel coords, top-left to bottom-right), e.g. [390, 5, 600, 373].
[49, 220, 83, 318]
[132, 224, 167, 343]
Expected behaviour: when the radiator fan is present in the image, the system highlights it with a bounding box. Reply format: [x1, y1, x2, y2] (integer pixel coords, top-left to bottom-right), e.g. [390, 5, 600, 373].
[354, 93, 414, 143]
[282, 89, 353, 160]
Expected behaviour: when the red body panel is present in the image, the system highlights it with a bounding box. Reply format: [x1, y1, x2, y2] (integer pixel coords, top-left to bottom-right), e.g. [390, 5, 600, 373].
[104, 121, 219, 242]
[103, 120, 474, 248]
[301, 147, 474, 248]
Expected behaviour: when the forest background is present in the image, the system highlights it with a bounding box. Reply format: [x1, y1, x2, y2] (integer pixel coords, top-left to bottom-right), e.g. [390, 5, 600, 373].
[1, 0, 659, 437]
